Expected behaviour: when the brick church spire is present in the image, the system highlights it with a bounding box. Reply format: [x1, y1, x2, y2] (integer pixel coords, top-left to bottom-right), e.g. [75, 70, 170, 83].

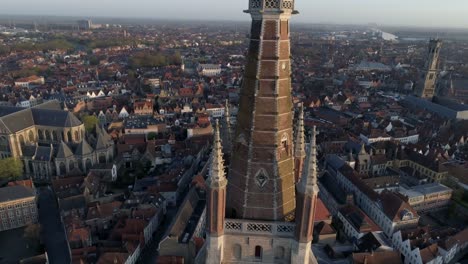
[206, 120, 227, 263]
[227, 0, 298, 221]
[198, 1, 319, 263]
[294, 126, 319, 263]
[296, 126, 319, 195]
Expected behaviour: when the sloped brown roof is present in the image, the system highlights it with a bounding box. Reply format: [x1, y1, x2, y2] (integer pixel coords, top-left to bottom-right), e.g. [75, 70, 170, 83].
[419, 243, 439, 263]
[352, 251, 402, 264]
[315, 221, 336, 235]
[339, 205, 381, 233]
[379, 190, 418, 222]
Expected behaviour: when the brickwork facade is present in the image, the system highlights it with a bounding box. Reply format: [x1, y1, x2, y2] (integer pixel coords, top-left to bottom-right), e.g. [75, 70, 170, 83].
[227, 0, 296, 222]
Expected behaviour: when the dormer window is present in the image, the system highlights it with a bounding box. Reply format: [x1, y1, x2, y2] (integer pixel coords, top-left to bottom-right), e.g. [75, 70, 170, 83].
[401, 209, 413, 221]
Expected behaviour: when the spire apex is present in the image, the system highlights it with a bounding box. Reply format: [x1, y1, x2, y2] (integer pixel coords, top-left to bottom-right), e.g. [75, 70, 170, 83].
[297, 126, 319, 194]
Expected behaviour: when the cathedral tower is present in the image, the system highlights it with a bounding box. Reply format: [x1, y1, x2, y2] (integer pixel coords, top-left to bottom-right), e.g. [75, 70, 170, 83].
[420, 39, 442, 99]
[227, 0, 297, 221]
[199, 1, 318, 263]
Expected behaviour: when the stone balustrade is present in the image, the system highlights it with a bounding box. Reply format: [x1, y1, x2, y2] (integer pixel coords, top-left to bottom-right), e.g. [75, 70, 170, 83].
[249, 0, 294, 10]
[224, 218, 295, 237]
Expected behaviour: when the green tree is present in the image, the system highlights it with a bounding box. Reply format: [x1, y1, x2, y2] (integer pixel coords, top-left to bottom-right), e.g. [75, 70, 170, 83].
[0, 158, 23, 180]
[82, 115, 99, 133]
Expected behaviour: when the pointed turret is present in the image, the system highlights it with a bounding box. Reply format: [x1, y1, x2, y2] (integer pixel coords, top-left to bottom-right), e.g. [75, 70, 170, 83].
[297, 126, 319, 195]
[294, 106, 307, 183]
[294, 126, 319, 263]
[206, 120, 227, 263]
[357, 143, 371, 174]
[208, 120, 227, 188]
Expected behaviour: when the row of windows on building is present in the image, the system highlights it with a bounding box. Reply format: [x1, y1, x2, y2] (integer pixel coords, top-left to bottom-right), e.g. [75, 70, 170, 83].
[0, 214, 36, 230]
[0, 201, 35, 210]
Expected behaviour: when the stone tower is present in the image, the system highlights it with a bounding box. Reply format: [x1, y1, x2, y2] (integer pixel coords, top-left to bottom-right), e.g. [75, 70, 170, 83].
[198, 1, 318, 263]
[227, 0, 297, 221]
[420, 39, 442, 99]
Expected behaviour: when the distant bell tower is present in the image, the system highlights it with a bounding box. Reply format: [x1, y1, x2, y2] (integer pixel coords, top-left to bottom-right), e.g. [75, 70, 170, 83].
[420, 39, 442, 99]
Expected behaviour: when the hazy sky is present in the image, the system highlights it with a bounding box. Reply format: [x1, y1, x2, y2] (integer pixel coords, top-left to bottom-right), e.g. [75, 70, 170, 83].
[2, 0, 468, 28]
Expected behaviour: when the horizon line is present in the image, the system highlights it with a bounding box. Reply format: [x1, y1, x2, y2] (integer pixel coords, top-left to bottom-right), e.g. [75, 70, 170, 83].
[0, 13, 467, 31]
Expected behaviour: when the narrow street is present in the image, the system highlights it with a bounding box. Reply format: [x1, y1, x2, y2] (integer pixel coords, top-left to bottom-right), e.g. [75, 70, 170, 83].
[138, 208, 177, 264]
[37, 187, 71, 264]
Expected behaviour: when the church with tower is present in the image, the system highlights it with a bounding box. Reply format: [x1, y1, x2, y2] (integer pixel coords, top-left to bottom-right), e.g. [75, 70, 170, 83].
[196, 0, 319, 263]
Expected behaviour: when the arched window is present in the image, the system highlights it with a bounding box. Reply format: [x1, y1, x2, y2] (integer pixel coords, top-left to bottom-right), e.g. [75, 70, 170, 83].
[74, 131, 80, 141]
[52, 131, 58, 141]
[67, 131, 72, 142]
[255, 246, 263, 260]
[233, 244, 242, 260]
[59, 162, 66, 175]
[45, 130, 51, 141]
[38, 130, 44, 140]
[28, 131, 34, 142]
[19, 135, 25, 146]
[275, 246, 285, 259]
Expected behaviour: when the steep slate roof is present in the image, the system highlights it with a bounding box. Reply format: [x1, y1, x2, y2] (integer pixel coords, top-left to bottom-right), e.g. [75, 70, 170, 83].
[75, 139, 94, 156]
[95, 126, 112, 150]
[0, 103, 82, 133]
[0, 185, 35, 203]
[33, 145, 53, 161]
[0, 108, 34, 133]
[31, 108, 81, 127]
[56, 141, 74, 159]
